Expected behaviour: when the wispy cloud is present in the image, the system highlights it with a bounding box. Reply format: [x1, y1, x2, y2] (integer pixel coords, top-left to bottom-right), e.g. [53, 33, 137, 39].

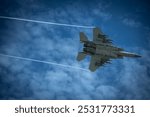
[122, 18, 141, 27]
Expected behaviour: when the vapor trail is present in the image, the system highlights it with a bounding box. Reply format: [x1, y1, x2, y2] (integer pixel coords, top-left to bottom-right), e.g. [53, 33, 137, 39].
[0, 16, 94, 28]
[0, 53, 89, 72]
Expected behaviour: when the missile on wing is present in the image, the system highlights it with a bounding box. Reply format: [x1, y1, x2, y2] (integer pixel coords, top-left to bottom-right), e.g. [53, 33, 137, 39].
[77, 27, 141, 72]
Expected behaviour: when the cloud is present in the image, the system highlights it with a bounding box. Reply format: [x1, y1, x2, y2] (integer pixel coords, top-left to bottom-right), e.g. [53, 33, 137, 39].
[122, 18, 141, 28]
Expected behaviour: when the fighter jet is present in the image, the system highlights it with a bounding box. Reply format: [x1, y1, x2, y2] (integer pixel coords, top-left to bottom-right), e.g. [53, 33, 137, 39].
[77, 27, 141, 72]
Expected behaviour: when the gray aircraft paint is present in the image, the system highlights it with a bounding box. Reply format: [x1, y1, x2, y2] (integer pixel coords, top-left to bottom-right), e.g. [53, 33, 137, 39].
[77, 27, 141, 72]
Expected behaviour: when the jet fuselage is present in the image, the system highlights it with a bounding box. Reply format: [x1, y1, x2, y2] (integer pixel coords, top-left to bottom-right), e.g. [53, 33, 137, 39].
[83, 41, 140, 59]
[77, 27, 141, 71]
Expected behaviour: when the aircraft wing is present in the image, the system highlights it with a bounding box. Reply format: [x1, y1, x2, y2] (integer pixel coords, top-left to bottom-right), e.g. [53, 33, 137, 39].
[93, 27, 112, 44]
[89, 55, 110, 71]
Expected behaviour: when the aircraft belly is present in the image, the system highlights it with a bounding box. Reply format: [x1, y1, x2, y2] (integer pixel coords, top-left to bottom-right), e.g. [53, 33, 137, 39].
[95, 49, 105, 55]
[96, 48, 110, 55]
[96, 48, 117, 58]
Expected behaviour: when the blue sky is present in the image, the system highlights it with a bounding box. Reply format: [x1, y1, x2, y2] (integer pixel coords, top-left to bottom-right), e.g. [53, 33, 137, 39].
[0, 0, 150, 99]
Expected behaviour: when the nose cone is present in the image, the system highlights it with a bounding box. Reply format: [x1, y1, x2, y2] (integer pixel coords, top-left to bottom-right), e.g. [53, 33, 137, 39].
[120, 51, 141, 58]
[133, 54, 141, 57]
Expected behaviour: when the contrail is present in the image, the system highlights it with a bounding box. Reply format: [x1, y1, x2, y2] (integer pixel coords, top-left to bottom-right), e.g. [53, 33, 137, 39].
[0, 16, 94, 29]
[0, 53, 89, 72]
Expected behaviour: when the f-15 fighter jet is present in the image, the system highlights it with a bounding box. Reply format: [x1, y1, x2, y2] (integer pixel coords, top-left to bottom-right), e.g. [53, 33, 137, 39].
[77, 27, 141, 72]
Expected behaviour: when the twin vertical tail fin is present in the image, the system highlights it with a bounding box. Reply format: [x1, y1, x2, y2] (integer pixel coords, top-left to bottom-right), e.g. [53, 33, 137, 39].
[77, 32, 88, 61]
[80, 32, 88, 43]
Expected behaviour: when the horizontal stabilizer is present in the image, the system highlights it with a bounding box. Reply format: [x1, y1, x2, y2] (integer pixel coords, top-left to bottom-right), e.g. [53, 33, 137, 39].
[80, 32, 88, 43]
[77, 52, 86, 61]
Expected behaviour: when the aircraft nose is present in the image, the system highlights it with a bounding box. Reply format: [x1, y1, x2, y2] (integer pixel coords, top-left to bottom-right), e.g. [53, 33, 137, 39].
[134, 54, 141, 57]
